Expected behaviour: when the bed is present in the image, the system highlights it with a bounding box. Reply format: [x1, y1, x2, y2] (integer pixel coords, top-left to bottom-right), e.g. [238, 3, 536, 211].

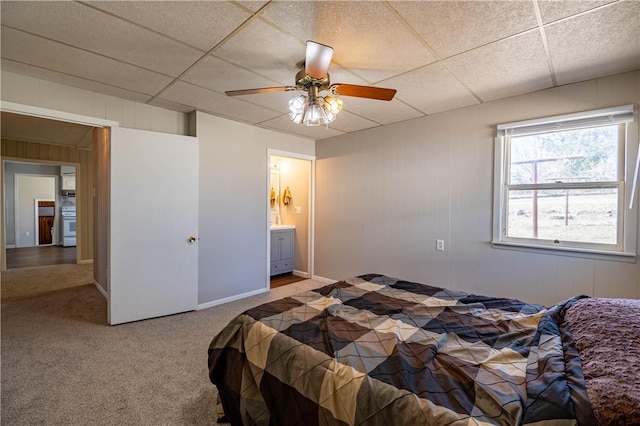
[208, 274, 640, 425]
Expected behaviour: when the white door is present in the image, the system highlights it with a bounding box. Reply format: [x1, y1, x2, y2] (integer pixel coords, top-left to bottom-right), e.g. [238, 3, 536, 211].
[109, 127, 198, 325]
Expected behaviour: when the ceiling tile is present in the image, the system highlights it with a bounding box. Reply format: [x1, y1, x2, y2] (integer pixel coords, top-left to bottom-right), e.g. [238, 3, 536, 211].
[1, 1, 203, 77]
[537, 0, 616, 23]
[445, 31, 553, 102]
[235, 1, 270, 13]
[158, 81, 281, 124]
[260, 1, 436, 83]
[382, 62, 479, 115]
[226, 90, 297, 114]
[342, 97, 424, 126]
[212, 19, 306, 86]
[1, 59, 153, 104]
[259, 114, 344, 140]
[545, 2, 640, 85]
[88, 1, 252, 52]
[324, 63, 370, 88]
[328, 110, 379, 133]
[1, 0, 636, 142]
[1, 27, 172, 96]
[182, 55, 281, 94]
[389, 1, 538, 59]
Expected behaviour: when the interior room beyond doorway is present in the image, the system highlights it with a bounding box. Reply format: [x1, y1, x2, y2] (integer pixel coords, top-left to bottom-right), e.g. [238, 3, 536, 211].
[269, 153, 313, 288]
[3, 160, 78, 270]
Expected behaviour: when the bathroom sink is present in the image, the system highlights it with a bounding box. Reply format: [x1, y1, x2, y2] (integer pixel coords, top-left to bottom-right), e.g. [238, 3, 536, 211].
[270, 224, 295, 230]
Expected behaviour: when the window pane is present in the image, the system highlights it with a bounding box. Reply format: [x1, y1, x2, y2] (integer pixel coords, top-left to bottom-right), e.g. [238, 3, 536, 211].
[507, 188, 618, 244]
[509, 125, 619, 185]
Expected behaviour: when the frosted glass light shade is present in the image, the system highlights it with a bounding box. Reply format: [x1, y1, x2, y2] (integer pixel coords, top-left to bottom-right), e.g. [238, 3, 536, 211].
[288, 92, 341, 126]
[288, 95, 307, 124]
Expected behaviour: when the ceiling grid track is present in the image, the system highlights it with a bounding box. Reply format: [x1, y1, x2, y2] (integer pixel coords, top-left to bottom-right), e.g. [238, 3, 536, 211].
[0, 24, 175, 81]
[1, 57, 153, 99]
[532, 0, 558, 87]
[381, 1, 484, 105]
[147, 1, 275, 103]
[2, 0, 636, 140]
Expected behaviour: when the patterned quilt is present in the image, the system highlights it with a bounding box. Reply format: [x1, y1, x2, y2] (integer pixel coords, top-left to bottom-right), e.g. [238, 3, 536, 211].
[208, 274, 596, 425]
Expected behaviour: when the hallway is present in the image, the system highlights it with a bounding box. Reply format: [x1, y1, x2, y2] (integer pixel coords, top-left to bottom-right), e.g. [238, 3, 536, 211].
[6, 245, 76, 269]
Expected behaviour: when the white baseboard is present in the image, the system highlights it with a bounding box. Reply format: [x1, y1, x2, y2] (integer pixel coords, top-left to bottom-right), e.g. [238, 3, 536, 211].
[311, 275, 336, 284]
[94, 280, 108, 299]
[5, 245, 15, 249]
[197, 287, 268, 311]
[78, 259, 94, 264]
[293, 270, 309, 278]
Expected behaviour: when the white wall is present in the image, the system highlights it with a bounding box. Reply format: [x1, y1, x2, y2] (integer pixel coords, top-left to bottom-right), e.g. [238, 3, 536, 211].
[16, 175, 56, 247]
[315, 71, 640, 306]
[196, 112, 315, 305]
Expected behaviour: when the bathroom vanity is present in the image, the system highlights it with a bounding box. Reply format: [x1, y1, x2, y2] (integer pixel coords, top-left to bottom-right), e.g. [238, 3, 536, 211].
[270, 225, 294, 276]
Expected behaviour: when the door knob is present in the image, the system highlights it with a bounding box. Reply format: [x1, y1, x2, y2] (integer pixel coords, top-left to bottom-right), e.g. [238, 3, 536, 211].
[187, 236, 197, 244]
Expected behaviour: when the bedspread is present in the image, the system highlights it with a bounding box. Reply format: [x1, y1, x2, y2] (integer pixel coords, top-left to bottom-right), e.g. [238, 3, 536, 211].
[208, 274, 595, 425]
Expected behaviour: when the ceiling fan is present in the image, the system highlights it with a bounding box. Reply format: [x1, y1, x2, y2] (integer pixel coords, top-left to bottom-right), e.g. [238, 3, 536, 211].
[225, 40, 397, 126]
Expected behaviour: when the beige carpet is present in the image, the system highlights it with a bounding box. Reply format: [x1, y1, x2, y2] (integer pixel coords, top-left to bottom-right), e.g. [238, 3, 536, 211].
[1, 277, 329, 425]
[1, 263, 94, 303]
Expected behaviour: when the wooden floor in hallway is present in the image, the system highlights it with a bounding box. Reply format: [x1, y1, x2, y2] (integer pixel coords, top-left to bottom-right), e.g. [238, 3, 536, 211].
[6, 245, 77, 269]
[270, 272, 306, 289]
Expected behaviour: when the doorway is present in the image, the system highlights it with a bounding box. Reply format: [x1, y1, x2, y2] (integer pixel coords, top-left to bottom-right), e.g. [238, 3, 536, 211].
[36, 199, 55, 245]
[267, 151, 314, 289]
[3, 161, 78, 269]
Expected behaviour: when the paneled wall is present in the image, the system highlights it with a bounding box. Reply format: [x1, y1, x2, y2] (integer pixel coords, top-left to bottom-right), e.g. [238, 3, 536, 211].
[1, 139, 93, 263]
[315, 71, 640, 306]
[92, 128, 109, 293]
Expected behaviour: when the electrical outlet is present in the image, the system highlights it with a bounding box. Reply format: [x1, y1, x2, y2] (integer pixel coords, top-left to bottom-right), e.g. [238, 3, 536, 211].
[25, 231, 30, 236]
[294, 206, 302, 214]
[436, 239, 445, 251]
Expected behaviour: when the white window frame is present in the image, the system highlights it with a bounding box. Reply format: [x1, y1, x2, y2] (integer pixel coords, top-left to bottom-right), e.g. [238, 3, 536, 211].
[493, 105, 639, 259]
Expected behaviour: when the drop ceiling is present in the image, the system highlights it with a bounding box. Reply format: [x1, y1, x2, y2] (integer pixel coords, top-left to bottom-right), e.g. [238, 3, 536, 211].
[1, 0, 639, 142]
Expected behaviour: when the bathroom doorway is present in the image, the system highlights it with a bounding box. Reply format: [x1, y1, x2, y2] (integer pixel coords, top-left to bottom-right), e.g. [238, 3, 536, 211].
[267, 151, 314, 288]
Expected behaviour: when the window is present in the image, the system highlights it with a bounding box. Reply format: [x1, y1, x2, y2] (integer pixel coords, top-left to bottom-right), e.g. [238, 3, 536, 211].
[493, 105, 638, 257]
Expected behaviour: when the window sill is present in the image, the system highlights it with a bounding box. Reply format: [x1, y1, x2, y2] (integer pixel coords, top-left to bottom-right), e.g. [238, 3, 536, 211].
[491, 241, 637, 263]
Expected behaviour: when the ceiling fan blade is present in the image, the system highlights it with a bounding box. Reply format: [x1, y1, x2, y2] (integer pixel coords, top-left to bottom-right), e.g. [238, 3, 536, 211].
[225, 86, 297, 96]
[329, 84, 397, 101]
[305, 40, 333, 79]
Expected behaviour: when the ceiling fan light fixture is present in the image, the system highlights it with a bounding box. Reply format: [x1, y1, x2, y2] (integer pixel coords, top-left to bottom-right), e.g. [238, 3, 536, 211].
[288, 88, 341, 127]
[324, 96, 343, 115]
[302, 97, 331, 126]
[288, 94, 307, 124]
[227, 41, 396, 128]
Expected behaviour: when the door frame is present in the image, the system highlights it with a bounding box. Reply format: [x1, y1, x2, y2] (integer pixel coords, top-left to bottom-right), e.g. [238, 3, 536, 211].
[5, 161, 79, 253]
[34, 198, 57, 246]
[12, 173, 57, 247]
[266, 149, 316, 289]
[0, 101, 118, 271]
